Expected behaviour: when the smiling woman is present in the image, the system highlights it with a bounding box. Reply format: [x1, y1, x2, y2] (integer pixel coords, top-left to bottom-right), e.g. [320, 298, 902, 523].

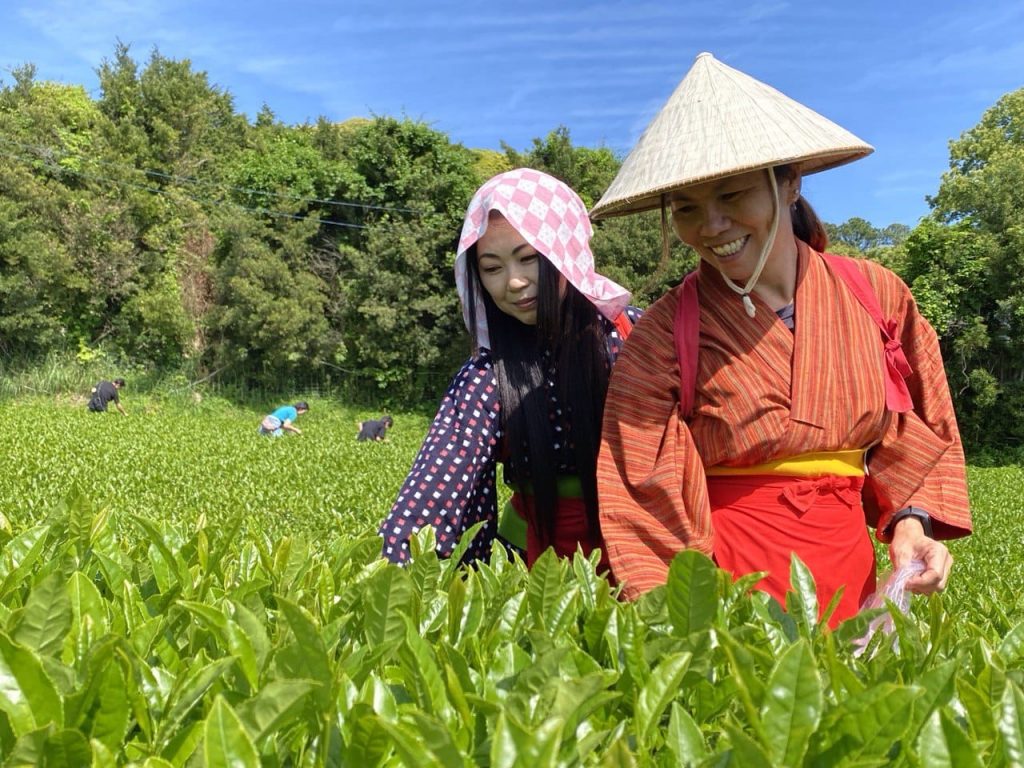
[591, 52, 973, 627]
[669, 169, 800, 306]
[378, 168, 641, 572]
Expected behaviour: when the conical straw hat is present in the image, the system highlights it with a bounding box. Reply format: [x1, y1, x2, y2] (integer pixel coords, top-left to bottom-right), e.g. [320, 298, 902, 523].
[591, 52, 873, 219]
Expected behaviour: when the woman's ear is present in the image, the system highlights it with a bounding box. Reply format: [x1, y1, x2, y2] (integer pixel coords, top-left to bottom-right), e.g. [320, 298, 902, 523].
[781, 168, 803, 206]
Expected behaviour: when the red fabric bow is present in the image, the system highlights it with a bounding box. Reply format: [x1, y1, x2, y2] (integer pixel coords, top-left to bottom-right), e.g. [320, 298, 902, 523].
[882, 318, 913, 413]
[781, 476, 863, 514]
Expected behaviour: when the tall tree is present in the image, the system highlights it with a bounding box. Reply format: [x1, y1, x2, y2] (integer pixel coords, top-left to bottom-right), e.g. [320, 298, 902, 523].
[905, 86, 1024, 451]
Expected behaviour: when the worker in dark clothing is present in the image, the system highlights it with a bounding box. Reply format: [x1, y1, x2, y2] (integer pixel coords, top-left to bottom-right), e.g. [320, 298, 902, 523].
[87, 379, 126, 414]
[357, 415, 393, 442]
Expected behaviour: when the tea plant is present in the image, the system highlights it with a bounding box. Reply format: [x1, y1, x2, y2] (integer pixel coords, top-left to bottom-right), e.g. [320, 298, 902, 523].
[0, 398, 1019, 765]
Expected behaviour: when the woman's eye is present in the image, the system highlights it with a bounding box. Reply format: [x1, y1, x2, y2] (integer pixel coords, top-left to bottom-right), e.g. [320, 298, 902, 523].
[482, 266, 501, 275]
[722, 188, 746, 201]
[674, 205, 696, 216]
[521, 253, 538, 263]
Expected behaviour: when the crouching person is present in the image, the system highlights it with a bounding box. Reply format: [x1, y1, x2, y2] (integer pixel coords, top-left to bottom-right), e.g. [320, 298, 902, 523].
[357, 415, 393, 442]
[258, 401, 308, 437]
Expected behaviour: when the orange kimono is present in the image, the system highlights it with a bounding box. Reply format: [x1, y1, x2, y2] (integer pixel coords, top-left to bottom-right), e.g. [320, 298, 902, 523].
[598, 242, 972, 607]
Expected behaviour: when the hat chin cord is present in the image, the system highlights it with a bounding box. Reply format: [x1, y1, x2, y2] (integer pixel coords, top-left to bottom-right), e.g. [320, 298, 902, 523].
[718, 169, 780, 318]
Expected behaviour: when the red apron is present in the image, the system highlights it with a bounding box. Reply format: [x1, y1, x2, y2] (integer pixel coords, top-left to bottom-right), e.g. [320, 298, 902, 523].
[511, 492, 612, 577]
[707, 474, 876, 627]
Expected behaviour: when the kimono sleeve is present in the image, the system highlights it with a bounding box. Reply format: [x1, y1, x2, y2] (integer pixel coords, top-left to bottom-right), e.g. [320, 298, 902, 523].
[379, 355, 503, 564]
[597, 290, 713, 600]
[861, 266, 972, 541]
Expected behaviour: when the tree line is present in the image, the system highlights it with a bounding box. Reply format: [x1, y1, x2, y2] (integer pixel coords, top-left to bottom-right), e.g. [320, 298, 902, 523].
[1, 45, 1021, 455]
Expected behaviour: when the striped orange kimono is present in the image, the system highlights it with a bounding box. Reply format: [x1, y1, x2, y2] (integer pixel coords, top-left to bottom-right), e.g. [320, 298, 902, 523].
[597, 241, 972, 604]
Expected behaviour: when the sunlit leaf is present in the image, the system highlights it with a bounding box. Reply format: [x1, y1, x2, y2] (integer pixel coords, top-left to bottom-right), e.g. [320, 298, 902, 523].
[761, 639, 822, 766]
[203, 697, 259, 768]
[666, 550, 718, 638]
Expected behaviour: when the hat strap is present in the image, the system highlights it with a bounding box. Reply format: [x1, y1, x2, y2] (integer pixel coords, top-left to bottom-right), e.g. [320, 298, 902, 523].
[719, 169, 781, 318]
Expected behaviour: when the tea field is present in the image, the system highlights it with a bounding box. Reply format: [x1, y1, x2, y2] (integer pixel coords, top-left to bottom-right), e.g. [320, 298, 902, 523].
[0, 396, 1021, 766]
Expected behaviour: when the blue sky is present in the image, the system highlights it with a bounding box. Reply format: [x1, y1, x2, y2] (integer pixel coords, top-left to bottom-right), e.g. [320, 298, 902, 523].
[1, 0, 1022, 227]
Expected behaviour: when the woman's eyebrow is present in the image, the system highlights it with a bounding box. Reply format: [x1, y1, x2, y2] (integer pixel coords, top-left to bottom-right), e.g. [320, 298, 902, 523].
[479, 243, 535, 258]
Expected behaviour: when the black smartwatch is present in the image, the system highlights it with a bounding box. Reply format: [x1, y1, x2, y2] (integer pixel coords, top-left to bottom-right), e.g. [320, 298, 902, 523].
[887, 507, 933, 538]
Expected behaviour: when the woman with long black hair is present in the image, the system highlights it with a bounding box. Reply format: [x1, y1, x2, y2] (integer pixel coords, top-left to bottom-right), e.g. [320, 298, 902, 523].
[379, 168, 640, 569]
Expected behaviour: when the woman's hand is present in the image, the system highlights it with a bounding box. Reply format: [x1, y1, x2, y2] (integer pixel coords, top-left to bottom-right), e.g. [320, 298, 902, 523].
[889, 517, 952, 594]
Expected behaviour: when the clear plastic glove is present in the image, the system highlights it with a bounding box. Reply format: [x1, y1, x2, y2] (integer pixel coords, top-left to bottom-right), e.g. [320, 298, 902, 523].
[852, 559, 925, 656]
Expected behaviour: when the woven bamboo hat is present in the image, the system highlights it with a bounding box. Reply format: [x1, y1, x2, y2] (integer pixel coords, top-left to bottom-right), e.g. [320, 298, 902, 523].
[591, 52, 873, 219]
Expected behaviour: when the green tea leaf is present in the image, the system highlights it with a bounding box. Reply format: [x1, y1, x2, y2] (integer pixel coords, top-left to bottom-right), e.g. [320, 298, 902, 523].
[527, 549, 569, 632]
[203, 697, 259, 768]
[398, 616, 449, 718]
[37, 727, 92, 767]
[0, 630, 63, 735]
[998, 680, 1024, 767]
[666, 550, 718, 638]
[67, 571, 108, 642]
[665, 702, 707, 765]
[635, 652, 691, 750]
[917, 709, 984, 768]
[90, 738, 117, 768]
[363, 565, 414, 649]
[275, 598, 332, 697]
[812, 683, 920, 764]
[11, 572, 71, 657]
[236, 679, 317, 745]
[761, 639, 822, 766]
[130, 516, 190, 594]
[723, 720, 774, 766]
[159, 655, 236, 746]
[0, 525, 49, 601]
[998, 620, 1024, 666]
[179, 600, 259, 690]
[490, 711, 563, 768]
[231, 601, 271, 674]
[88, 661, 131, 750]
[785, 554, 819, 637]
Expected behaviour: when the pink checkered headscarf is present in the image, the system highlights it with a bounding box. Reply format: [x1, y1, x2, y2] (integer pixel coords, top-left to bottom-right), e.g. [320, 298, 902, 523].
[455, 168, 631, 349]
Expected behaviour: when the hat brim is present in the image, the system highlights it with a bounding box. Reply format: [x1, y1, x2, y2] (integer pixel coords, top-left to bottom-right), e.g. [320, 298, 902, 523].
[589, 52, 874, 220]
[592, 147, 872, 219]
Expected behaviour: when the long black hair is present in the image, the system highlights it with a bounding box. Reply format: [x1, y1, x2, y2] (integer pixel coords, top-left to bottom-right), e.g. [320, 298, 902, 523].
[464, 247, 611, 549]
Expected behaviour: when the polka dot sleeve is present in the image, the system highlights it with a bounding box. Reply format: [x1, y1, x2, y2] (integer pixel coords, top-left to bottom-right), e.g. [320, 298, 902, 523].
[379, 353, 503, 564]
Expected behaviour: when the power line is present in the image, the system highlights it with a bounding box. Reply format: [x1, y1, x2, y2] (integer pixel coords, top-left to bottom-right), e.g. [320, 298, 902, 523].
[0, 146, 369, 230]
[0, 135, 426, 215]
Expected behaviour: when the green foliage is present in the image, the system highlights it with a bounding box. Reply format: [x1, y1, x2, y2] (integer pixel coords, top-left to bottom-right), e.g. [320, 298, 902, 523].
[591, 210, 696, 307]
[4, 41, 1024, 445]
[0, 398, 1017, 763]
[899, 85, 1024, 452]
[826, 217, 910, 253]
[335, 215, 467, 396]
[0, 397, 421, 540]
[210, 220, 336, 376]
[471, 148, 512, 183]
[0, 469, 1013, 764]
[325, 117, 479, 399]
[116, 269, 195, 365]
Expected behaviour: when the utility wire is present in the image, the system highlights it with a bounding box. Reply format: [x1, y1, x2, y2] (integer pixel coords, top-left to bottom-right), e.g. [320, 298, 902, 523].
[0, 146, 369, 229]
[0, 135, 426, 215]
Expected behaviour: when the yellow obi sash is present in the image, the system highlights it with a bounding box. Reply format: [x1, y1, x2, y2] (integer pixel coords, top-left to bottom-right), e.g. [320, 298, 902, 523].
[704, 449, 866, 478]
